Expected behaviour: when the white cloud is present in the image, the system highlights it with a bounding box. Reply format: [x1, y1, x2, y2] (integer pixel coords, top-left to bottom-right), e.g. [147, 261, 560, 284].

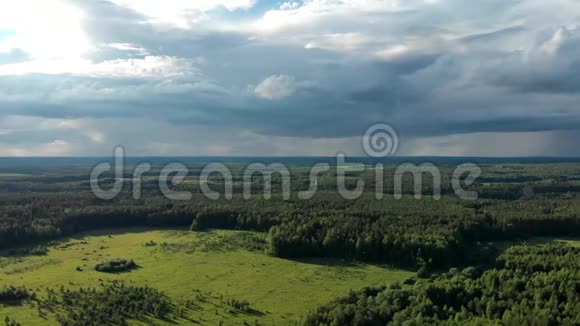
[84, 130, 106, 144]
[108, 0, 257, 28]
[86, 56, 195, 78]
[0, 116, 106, 150]
[280, 2, 301, 10]
[375, 44, 411, 60]
[0, 0, 91, 61]
[238, 0, 453, 59]
[374, 38, 444, 62]
[100, 43, 150, 56]
[0, 1, 198, 78]
[304, 33, 373, 52]
[249, 0, 431, 36]
[0, 140, 71, 156]
[0, 56, 196, 77]
[253, 75, 297, 100]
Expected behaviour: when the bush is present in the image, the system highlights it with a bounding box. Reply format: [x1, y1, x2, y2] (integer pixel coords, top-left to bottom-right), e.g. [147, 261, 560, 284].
[403, 277, 417, 285]
[0, 286, 30, 302]
[94, 258, 137, 273]
[7, 245, 48, 257]
[416, 266, 429, 278]
[4, 316, 22, 326]
[44, 282, 172, 325]
[143, 240, 157, 247]
[227, 298, 251, 312]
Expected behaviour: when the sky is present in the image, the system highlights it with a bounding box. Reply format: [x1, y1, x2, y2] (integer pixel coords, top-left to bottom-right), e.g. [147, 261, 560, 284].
[0, 0, 579, 157]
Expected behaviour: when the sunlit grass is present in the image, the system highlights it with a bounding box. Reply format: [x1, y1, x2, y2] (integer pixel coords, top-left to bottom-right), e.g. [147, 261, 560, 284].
[0, 228, 413, 325]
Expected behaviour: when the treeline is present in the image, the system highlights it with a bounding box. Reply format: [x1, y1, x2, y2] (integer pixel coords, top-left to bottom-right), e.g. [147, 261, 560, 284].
[3, 162, 580, 202]
[303, 243, 580, 325]
[265, 215, 499, 268]
[2, 192, 580, 268]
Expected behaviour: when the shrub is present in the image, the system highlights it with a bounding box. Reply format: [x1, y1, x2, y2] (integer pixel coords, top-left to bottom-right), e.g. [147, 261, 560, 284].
[7, 245, 48, 257]
[143, 240, 157, 247]
[403, 277, 417, 285]
[94, 258, 137, 273]
[4, 316, 22, 326]
[45, 282, 172, 325]
[0, 286, 30, 302]
[227, 298, 251, 312]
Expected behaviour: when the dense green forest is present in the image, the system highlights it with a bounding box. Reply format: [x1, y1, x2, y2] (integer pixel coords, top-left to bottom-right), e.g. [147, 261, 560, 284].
[1, 191, 579, 269]
[303, 243, 580, 325]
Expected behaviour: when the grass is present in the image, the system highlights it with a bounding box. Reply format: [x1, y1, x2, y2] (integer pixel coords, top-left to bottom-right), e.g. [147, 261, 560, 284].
[0, 228, 413, 325]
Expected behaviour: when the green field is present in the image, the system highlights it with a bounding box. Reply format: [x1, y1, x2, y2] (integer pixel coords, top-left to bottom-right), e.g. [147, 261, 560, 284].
[0, 228, 413, 325]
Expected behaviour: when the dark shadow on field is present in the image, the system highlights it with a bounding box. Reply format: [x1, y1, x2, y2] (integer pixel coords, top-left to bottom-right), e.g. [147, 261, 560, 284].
[0, 299, 27, 307]
[228, 308, 266, 317]
[0, 246, 48, 258]
[457, 236, 580, 272]
[245, 308, 266, 317]
[487, 235, 580, 252]
[94, 264, 142, 274]
[287, 257, 363, 268]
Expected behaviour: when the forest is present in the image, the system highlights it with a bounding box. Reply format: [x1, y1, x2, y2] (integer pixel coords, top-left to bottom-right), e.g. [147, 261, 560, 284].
[1, 191, 579, 269]
[303, 243, 580, 325]
[0, 160, 580, 325]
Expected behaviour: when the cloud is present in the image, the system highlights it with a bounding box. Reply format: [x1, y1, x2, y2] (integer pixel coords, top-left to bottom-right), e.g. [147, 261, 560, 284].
[100, 43, 150, 56]
[304, 33, 374, 52]
[0, 0, 580, 156]
[0, 55, 197, 77]
[108, 0, 257, 28]
[0, 0, 90, 61]
[0, 49, 29, 64]
[250, 0, 422, 36]
[0, 140, 71, 156]
[487, 27, 580, 93]
[253, 75, 297, 100]
[400, 130, 580, 157]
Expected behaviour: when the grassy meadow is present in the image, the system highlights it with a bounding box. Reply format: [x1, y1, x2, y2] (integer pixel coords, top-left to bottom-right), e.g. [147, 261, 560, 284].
[0, 228, 413, 325]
